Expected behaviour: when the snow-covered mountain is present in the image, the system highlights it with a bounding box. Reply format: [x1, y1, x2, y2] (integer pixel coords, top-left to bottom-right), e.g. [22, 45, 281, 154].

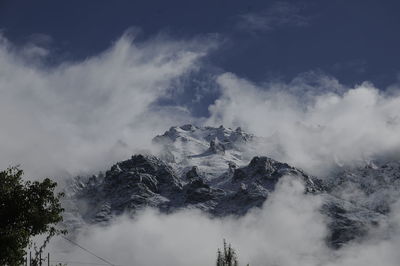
[64, 125, 400, 248]
[152, 124, 258, 180]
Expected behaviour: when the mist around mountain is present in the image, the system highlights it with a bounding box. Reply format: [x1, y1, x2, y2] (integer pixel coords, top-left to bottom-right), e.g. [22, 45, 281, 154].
[2, 31, 400, 266]
[54, 125, 400, 266]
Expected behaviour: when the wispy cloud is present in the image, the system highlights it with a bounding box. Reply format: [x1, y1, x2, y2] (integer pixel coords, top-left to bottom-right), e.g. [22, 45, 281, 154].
[3, 28, 400, 266]
[50, 176, 400, 266]
[0, 32, 212, 179]
[50, 177, 328, 266]
[207, 72, 400, 176]
[332, 59, 368, 75]
[236, 1, 311, 32]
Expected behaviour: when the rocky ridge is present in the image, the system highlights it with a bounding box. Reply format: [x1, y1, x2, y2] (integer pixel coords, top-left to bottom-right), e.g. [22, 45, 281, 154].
[64, 125, 399, 248]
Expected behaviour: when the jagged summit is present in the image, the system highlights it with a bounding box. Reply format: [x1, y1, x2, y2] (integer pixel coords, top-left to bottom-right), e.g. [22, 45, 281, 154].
[153, 124, 253, 146]
[69, 153, 320, 224]
[153, 125, 257, 180]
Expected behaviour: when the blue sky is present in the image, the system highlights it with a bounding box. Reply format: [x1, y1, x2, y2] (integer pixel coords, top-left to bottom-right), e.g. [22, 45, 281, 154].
[1, 0, 400, 88]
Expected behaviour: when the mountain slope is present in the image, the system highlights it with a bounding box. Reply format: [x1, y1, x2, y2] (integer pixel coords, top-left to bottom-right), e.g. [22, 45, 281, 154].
[64, 125, 395, 248]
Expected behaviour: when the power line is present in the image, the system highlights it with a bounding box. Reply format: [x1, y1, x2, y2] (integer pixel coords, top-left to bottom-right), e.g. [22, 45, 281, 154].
[61, 235, 117, 266]
[50, 260, 117, 265]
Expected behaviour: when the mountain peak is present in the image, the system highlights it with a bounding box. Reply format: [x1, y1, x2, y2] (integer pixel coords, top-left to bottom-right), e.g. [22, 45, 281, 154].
[153, 125, 256, 180]
[153, 125, 253, 146]
[64, 125, 397, 249]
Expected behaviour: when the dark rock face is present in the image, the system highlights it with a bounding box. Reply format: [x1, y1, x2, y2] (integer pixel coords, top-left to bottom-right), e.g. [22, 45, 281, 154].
[186, 166, 200, 179]
[105, 154, 183, 194]
[209, 139, 226, 154]
[184, 178, 222, 204]
[322, 197, 383, 248]
[75, 154, 183, 221]
[73, 154, 318, 222]
[69, 154, 388, 248]
[319, 161, 400, 248]
[232, 156, 321, 193]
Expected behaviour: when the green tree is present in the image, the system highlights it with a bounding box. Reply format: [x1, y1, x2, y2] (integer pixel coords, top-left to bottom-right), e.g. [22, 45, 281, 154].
[0, 167, 66, 265]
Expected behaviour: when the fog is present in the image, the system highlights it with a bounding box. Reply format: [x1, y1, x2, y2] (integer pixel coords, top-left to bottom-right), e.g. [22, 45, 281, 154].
[49, 178, 400, 266]
[50, 178, 329, 266]
[2, 33, 400, 265]
[208, 72, 400, 176]
[2, 32, 400, 178]
[0, 32, 209, 179]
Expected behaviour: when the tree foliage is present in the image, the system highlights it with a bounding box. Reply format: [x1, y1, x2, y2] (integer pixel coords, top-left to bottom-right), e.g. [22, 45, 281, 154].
[216, 240, 249, 266]
[0, 167, 65, 265]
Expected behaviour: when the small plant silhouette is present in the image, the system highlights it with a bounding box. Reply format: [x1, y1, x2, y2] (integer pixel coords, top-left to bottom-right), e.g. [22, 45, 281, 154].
[216, 239, 249, 266]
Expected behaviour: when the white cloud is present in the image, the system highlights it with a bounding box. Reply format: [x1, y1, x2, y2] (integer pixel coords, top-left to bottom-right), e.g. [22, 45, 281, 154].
[4, 29, 398, 180]
[207, 72, 400, 176]
[236, 2, 310, 32]
[48, 178, 400, 266]
[325, 199, 400, 266]
[2, 28, 400, 266]
[0, 33, 210, 179]
[49, 177, 328, 266]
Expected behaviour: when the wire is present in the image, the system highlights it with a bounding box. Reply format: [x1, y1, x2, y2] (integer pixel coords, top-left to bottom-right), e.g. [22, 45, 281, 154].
[50, 260, 117, 265]
[60, 235, 117, 266]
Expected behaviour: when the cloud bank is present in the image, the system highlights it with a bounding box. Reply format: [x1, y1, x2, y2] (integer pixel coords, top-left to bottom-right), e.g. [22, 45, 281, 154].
[0, 33, 210, 179]
[2, 31, 400, 179]
[50, 178, 328, 266]
[3, 31, 400, 266]
[49, 178, 400, 266]
[0, 34, 400, 180]
[208, 72, 400, 176]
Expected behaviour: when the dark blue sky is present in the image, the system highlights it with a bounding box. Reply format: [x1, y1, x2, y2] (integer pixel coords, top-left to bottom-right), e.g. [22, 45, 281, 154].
[1, 0, 400, 88]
